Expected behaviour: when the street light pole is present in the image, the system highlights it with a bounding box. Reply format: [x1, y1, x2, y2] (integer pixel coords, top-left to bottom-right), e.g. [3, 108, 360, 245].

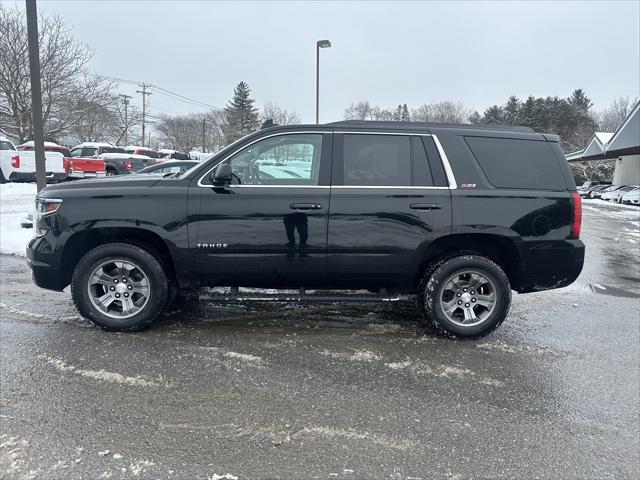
[315, 39, 331, 124]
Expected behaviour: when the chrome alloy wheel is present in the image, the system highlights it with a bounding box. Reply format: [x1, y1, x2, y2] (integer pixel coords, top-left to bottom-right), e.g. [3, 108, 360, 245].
[439, 270, 497, 327]
[87, 260, 151, 319]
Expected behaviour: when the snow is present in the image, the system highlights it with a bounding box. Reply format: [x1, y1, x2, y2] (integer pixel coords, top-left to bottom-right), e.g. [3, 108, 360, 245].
[0, 183, 36, 256]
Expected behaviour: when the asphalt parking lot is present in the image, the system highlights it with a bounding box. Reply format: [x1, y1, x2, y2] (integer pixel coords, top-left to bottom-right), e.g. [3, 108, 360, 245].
[1, 200, 639, 480]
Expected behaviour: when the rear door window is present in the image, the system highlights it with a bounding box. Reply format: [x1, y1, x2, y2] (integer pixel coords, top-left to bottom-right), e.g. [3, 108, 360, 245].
[342, 134, 411, 186]
[465, 136, 566, 190]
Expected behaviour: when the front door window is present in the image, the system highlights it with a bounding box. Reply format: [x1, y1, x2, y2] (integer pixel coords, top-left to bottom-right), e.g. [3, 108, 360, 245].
[226, 134, 323, 186]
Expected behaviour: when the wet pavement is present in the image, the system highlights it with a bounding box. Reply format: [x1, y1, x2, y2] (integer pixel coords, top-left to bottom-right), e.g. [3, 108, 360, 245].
[1, 200, 639, 479]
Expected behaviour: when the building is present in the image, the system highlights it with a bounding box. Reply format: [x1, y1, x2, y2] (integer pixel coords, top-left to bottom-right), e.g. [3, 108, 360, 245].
[566, 101, 640, 185]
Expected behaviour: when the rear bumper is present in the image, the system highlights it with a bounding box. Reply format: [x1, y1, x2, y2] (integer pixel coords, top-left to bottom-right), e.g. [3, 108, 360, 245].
[516, 240, 585, 293]
[66, 170, 106, 179]
[9, 172, 66, 183]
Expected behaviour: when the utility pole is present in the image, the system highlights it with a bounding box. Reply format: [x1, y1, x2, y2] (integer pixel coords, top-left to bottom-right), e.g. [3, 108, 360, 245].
[119, 94, 131, 146]
[136, 83, 151, 146]
[202, 118, 206, 153]
[25, 0, 46, 192]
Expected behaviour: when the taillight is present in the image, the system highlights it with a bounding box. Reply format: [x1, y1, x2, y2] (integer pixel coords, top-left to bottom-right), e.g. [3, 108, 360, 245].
[124, 161, 132, 170]
[11, 155, 20, 168]
[570, 192, 582, 239]
[65, 159, 73, 172]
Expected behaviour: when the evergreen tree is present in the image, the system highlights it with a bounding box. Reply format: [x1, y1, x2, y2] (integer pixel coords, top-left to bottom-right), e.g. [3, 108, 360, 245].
[393, 105, 403, 122]
[482, 105, 505, 124]
[568, 89, 592, 113]
[504, 95, 520, 125]
[223, 81, 259, 143]
[468, 111, 482, 124]
[401, 104, 410, 121]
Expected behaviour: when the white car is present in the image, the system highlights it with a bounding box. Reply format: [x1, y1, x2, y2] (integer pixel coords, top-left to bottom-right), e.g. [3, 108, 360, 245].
[0, 136, 65, 183]
[601, 185, 638, 202]
[621, 188, 640, 206]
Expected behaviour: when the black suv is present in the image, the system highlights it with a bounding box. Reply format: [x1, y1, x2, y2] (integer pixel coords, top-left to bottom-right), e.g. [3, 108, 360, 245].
[27, 121, 584, 338]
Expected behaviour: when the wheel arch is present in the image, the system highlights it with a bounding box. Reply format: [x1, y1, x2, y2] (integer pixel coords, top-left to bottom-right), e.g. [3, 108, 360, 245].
[416, 233, 522, 290]
[60, 227, 177, 288]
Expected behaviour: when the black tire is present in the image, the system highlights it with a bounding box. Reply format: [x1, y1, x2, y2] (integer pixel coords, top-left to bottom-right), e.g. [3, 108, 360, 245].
[71, 243, 170, 331]
[105, 167, 118, 176]
[0, 169, 6, 184]
[418, 254, 511, 339]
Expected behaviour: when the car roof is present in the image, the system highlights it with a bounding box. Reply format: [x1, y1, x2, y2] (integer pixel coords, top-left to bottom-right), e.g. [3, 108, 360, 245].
[74, 142, 116, 148]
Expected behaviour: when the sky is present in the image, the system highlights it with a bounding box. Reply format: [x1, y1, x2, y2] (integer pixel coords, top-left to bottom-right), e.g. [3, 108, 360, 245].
[10, 0, 640, 123]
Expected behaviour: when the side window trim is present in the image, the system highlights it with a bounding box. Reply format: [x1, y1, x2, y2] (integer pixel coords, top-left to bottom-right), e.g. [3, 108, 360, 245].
[197, 131, 332, 188]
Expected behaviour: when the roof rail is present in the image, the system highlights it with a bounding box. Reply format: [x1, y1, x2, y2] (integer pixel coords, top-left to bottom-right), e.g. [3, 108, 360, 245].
[328, 120, 535, 133]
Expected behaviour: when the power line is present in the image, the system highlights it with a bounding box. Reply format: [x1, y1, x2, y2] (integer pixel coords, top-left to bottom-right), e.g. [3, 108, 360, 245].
[93, 74, 222, 111]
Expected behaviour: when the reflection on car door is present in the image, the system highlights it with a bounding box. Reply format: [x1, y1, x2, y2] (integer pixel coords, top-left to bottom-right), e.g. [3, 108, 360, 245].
[191, 131, 332, 288]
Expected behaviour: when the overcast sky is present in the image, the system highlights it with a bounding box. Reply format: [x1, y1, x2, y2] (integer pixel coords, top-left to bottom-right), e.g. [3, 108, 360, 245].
[13, 0, 640, 123]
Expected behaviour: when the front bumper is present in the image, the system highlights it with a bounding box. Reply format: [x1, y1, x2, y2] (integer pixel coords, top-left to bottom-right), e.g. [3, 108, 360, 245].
[26, 236, 66, 291]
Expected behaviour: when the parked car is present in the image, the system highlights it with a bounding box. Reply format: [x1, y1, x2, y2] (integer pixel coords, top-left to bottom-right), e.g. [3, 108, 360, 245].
[621, 189, 640, 206]
[20, 141, 106, 179]
[158, 149, 191, 160]
[134, 160, 199, 176]
[28, 121, 584, 338]
[597, 185, 625, 200]
[0, 137, 65, 183]
[614, 186, 640, 203]
[99, 153, 157, 175]
[577, 180, 609, 191]
[580, 184, 610, 198]
[601, 185, 636, 202]
[124, 145, 160, 159]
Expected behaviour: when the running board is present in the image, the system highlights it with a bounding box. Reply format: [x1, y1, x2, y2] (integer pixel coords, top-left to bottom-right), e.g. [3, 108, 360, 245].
[199, 287, 411, 303]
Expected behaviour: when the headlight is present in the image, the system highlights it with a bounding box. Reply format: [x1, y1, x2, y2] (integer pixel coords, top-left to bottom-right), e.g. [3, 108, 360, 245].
[35, 198, 63, 220]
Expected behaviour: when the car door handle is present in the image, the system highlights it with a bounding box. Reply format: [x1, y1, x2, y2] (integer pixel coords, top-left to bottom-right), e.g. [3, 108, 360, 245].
[410, 203, 442, 210]
[289, 203, 323, 210]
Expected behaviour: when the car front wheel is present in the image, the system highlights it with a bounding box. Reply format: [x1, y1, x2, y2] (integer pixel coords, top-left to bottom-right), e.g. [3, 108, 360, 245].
[418, 254, 511, 339]
[71, 243, 170, 331]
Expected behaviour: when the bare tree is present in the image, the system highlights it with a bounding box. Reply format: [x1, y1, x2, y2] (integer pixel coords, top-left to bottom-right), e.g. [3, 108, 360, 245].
[411, 101, 471, 123]
[593, 96, 638, 132]
[260, 101, 301, 125]
[0, 5, 114, 143]
[344, 101, 375, 120]
[155, 113, 205, 153]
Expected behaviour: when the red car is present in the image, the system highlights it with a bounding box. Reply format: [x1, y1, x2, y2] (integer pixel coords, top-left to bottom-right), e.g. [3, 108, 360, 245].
[18, 141, 106, 179]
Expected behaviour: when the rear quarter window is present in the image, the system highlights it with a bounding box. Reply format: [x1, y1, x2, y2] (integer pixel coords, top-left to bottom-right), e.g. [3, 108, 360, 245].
[465, 136, 567, 190]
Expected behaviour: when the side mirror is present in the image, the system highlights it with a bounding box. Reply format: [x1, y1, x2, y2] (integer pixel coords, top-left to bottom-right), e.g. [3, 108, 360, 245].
[212, 163, 232, 186]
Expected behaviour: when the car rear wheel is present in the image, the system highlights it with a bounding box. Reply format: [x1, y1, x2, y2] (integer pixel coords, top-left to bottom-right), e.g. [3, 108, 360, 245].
[418, 254, 511, 339]
[71, 243, 170, 331]
[0, 169, 6, 184]
[105, 167, 117, 176]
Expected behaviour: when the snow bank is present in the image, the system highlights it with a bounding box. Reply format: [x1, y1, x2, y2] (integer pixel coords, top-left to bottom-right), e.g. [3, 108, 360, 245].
[0, 183, 36, 256]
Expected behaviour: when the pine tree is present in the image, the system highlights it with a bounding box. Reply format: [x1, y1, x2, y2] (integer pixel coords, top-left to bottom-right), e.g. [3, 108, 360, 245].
[504, 95, 520, 125]
[482, 105, 505, 124]
[401, 104, 410, 121]
[393, 105, 403, 122]
[568, 89, 592, 113]
[223, 81, 259, 144]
